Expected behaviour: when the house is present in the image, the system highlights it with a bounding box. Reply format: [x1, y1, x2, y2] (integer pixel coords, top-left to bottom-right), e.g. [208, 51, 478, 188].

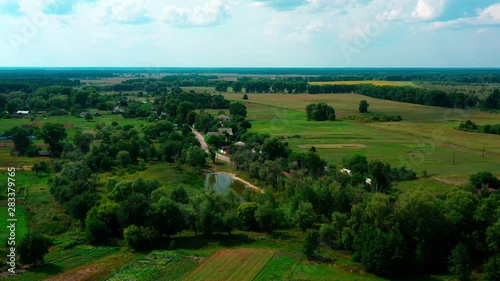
[282, 171, 292, 177]
[112, 106, 125, 114]
[38, 151, 52, 157]
[340, 168, 352, 175]
[220, 146, 230, 154]
[206, 132, 221, 137]
[80, 112, 89, 118]
[234, 141, 245, 147]
[366, 178, 372, 185]
[36, 111, 47, 116]
[93, 112, 101, 117]
[173, 124, 179, 130]
[218, 128, 234, 136]
[10, 114, 22, 119]
[16, 110, 29, 115]
[217, 114, 232, 123]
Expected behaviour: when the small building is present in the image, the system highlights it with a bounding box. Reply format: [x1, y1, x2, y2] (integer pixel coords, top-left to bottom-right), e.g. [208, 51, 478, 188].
[37, 111, 47, 116]
[38, 151, 52, 157]
[112, 106, 125, 114]
[93, 112, 101, 117]
[16, 111, 29, 115]
[173, 124, 179, 130]
[234, 141, 245, 147]
[207, 132, 221, 137]
[217, 114, 232, 123]
[0, 132, 12, 140]
[221, 146, 230, 154]
[218, 128, 234, 136]
[80, 112, 89, 118]
[10, 114, 22, 119]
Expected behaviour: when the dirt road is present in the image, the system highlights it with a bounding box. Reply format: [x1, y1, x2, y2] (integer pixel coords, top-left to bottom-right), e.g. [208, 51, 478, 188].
[192, 128, 231, 163]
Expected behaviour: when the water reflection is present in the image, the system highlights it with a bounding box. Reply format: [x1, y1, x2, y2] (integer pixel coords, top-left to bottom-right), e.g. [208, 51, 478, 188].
[204, 173, 249, 197]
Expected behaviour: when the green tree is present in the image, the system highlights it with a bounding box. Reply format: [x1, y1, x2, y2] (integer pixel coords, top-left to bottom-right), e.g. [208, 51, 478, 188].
[469, 171, 500, 189]
[232, 81, 243, 93]
[185, 146, 207, 167]
[368, 160, 392, 192]
[12, 127, 32, 155]
[359, 100, 370, 113]
[303, 229, 320, 258]
[85, 208, 110, 245]
[73, 132, 94, 154]
[39, 123, 67, 157]
[237, 202, 258, 230]
[255, 202, 278, 233]
[261, 137, 288, 160]
[18, 233, 50, 266]
[229, 102, 247, 118]
[295, 202, 316, 233]
[151, 198, 186, 238]
[243, 93, 248, 100]
[448, 242, 471, 281]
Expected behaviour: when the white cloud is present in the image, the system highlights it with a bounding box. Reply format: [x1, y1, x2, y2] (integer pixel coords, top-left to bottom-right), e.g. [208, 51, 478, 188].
[161, 0, 230, 28]
[412, 0, 446, 20]
[429, 3, 500, 29]
[94, 0, 152, 24]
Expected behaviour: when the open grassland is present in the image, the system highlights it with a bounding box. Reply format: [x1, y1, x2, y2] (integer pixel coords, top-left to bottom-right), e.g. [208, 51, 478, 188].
[224, 93, 500, 182]
[184, 248, 276, 281]
[309, 81, 416, 87]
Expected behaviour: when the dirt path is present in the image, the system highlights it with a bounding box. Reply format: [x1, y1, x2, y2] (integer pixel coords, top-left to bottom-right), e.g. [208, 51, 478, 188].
[192, 128, 231, 163]
[216, 172, 264, 193]
[0, 166, 33, 171]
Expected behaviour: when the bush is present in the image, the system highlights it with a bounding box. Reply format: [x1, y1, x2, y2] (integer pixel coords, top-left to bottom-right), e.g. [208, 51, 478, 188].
[469, 171, 500, 189]
[123, 225, 160, 250]
[18, 233, 51, 266]
[391, 166, 417, 181]
[319, 224, 337, 247]
[303, 230, 320, 258]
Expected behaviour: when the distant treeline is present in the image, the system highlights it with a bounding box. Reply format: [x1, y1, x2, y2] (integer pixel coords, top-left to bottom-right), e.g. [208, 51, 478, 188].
[457, 120, 500, 135]
[308, 84, 484, 109]
[1, 68, 500, 83]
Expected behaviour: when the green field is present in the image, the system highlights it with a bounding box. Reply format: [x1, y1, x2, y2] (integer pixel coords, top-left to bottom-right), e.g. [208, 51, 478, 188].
[223, 93, 500, 183]
[107, 251, 202, 281]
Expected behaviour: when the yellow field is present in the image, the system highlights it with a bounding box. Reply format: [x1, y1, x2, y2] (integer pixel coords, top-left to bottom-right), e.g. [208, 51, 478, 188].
[309, 81, 415, 86]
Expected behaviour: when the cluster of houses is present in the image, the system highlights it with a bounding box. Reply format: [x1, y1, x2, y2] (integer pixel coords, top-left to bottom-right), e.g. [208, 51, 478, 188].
[206, 114, 238, 155]
[8, 110, 48, 119]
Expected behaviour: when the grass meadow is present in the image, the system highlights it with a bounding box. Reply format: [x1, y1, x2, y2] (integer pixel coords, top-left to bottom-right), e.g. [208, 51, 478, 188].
[223, 93, 500, 186]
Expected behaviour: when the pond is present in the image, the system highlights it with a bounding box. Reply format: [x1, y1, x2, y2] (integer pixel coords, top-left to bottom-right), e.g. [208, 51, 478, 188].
[204, 173, 251, 197]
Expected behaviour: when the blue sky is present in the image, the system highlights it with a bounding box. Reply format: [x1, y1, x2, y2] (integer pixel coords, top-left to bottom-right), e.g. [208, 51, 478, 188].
[1, 0, 499, 67]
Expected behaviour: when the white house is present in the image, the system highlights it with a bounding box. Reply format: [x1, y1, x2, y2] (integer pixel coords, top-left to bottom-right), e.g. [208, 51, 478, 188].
[340, 168, 352, 175]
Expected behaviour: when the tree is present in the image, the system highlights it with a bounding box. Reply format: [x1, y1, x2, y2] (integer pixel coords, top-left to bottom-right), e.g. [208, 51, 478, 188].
[229, 102, 247, 118]
[237, 202, 258, 230]
[123, 225, 159, 250]
[32, 161, 49, 176]
[73, 132, 94, 154]
[185, 146, 207, 167]
[344, 154, 368, 175]
[255, 202, 278, 233]
[85, 112, 93, 122]
[448, 242, 471, 281]
[12, 127, 31, 155]
[261, 137, 288, 160]
[305, 103, 335, 121]
[469, 171, 500, 189]
[303, 229, 320, 258]
[232, 81, 243, 93]
[295, 202, 316, 233]
[39, 123, 67, 156]
[215, 82, 228, 92]
[85, 209, 110, 245]
[359, 100, 370, 113]
[243, 93, 248, 100]
[18, 232, 50, 266]
[368, 160, 392, 192]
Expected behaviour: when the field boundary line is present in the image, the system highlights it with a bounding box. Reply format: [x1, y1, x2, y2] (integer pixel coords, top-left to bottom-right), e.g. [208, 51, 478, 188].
[285, 253, 303, 280]
[251, 250, 278, 281]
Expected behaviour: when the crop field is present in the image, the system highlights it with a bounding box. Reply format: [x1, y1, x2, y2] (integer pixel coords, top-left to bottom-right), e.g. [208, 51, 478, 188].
[309, 81, 416, 87]
[6, 246, 122, 281]
[254, 251, 301, 281]
[184, 248, 276, 281]
[107, 251, 203, 281]
[223, 93, 500, 182]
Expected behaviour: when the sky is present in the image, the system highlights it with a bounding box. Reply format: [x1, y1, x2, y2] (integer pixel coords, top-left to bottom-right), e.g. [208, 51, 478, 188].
[0, 0, 499, 67]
